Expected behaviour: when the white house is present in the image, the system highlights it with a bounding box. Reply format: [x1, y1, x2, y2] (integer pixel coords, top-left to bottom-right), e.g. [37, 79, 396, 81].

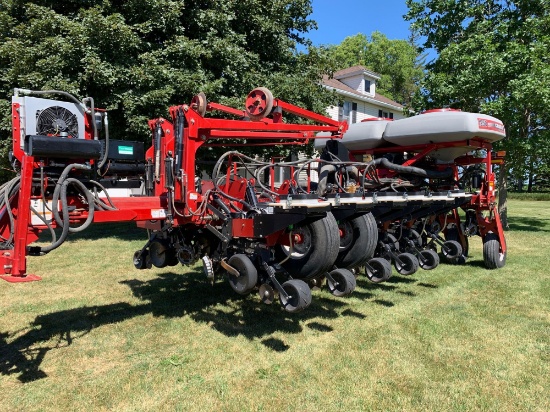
[322, 65, 404, 123]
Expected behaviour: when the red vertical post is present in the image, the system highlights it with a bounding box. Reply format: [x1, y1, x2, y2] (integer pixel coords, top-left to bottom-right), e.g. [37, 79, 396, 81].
[1, 154, 41, 282]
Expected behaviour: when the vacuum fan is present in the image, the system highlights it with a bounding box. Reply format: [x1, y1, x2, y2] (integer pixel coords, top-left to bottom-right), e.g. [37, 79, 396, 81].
[36, 106, 79, 138]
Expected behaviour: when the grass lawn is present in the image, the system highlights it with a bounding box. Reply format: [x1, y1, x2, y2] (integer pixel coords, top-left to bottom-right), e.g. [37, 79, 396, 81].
[1, 199, 549, 411]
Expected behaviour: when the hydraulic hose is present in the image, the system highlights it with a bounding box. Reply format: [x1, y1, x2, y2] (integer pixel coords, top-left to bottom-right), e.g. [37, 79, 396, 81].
[96, 112, 109, 172]
[14, 89, 85, 109]
[373, 157, 453, 179]
[51, 163, 92, 231]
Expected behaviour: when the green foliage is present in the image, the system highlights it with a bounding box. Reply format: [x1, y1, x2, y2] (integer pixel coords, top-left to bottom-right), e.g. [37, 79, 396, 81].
[325, 32, 425, 106]
[0, 0, 335, 181]
[405, 0, 550, 192]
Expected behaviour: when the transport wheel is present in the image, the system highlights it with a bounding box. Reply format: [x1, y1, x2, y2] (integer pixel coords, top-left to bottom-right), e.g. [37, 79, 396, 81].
[363, 213, 378, 259]
[245, 87, 274, 121]
[277, 214, 339, 280]
[279, 279, 312, 313]
[418, 249, 440, 270]
[227, 254, 258, 295]
[334, 213, 377, 269]
[441, 240, 462, 261]
[327, 268, 356, 297]
[365, 257, 392, 283]
[483, 233, 506, 269]
[395, 253, 419, 276]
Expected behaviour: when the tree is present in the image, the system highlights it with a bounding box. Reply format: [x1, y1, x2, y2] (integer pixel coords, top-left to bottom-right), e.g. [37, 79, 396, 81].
[405, 0, 550, 227]
[0, 0, 335, 181]
[326, 32, 425, 106]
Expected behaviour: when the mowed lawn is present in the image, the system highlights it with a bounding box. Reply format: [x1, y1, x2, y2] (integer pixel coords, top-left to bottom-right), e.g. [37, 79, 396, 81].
[1, 199, 548, 411]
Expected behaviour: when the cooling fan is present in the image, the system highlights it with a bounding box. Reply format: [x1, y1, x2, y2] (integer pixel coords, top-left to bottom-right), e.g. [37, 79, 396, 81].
[36, 106, 79, 138]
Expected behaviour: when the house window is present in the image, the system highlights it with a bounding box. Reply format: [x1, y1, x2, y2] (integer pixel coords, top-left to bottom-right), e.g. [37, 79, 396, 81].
[364, 80, 371, 93]
[339, 101, 352, 122]
[339, 101, 357, 123]
[378, 109, 392, 119]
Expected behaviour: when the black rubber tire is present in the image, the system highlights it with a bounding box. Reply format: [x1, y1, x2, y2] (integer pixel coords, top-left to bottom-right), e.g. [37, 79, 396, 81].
[365, 257, 392, 283]
[441, 240, 463, 261]
[446, 227, 469, 256]
[363, 213, 378, 259]
[279, 279, 312, 313]
[227, 254, 258, 295]
[334, 213, 377, 269]
[277, 213, 339, 280]
[483, 233, 506, 269]
[395, 252, 419, 275]
[418, 249, 440, 270]
[445, 227, 469, 264]
[327, 268, 356, 297]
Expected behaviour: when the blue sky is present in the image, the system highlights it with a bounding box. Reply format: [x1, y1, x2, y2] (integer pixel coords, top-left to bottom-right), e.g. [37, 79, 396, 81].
[306, 0, 413, 46]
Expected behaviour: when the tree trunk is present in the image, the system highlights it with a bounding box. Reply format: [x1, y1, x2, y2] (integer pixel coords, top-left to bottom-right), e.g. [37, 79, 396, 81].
[497, 164, 509, 230]
[527, 156, 534, 192]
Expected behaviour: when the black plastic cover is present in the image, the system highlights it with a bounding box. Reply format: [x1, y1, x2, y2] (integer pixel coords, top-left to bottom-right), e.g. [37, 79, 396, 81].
[25, 135, 102, 159]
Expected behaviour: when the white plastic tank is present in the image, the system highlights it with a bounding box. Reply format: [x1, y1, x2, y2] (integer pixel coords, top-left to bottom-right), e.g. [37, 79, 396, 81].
[382, 110, 506, 146]
[314, 118, 391, 151]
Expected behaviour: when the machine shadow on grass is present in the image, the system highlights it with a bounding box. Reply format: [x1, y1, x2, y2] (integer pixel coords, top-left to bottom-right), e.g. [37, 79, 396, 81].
[1, 269, 362, 383]
[120, 270, 351, 341]
[508, 216, 550, 233]
[0, 302, 151, 383]
[36, 222, 148, 244]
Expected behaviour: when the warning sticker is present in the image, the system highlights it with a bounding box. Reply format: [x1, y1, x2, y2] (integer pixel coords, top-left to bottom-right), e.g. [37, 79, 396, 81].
[151, 209, 167, 219]
[478, 118, 505, 133]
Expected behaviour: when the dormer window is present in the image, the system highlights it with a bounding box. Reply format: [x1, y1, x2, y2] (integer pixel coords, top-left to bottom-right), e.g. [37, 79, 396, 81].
[364, 80, 371, 93]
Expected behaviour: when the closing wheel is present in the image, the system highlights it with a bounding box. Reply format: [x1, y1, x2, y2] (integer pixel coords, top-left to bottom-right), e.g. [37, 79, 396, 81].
[418, 249, 440, 270]
[445, 227, 468, 264]
[279, 279, 312, 313]
[442, 240, 462, 261]
[483, 233, 506, 269]
[365, 257, 392, 283]
[190, 92, 207, 116]
[327, 268, 356, 297]
[335, 213, 377, 269]
[276, 213, 339, 280]
[227, 254, 258, 295]
[245, 87, 274, 120]
[133, 250, 148, 270]
[395, 253, 419, 276]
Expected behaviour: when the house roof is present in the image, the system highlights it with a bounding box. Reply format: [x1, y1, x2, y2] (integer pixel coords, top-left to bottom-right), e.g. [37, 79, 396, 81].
[333, 65, 381, 80]
[322, 75, 404, 110]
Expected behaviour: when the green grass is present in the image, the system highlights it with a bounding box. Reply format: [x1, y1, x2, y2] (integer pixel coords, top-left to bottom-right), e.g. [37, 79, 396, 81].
[1, 200, 549, 411]
[506, 191, 550, 201]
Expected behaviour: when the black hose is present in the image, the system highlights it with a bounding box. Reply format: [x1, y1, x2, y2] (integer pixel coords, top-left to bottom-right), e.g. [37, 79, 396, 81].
[97, 112, 109, 171]
[20, 89, 84, 108]
[51, 163, 91, 230]
[374, 158, 453, 179]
